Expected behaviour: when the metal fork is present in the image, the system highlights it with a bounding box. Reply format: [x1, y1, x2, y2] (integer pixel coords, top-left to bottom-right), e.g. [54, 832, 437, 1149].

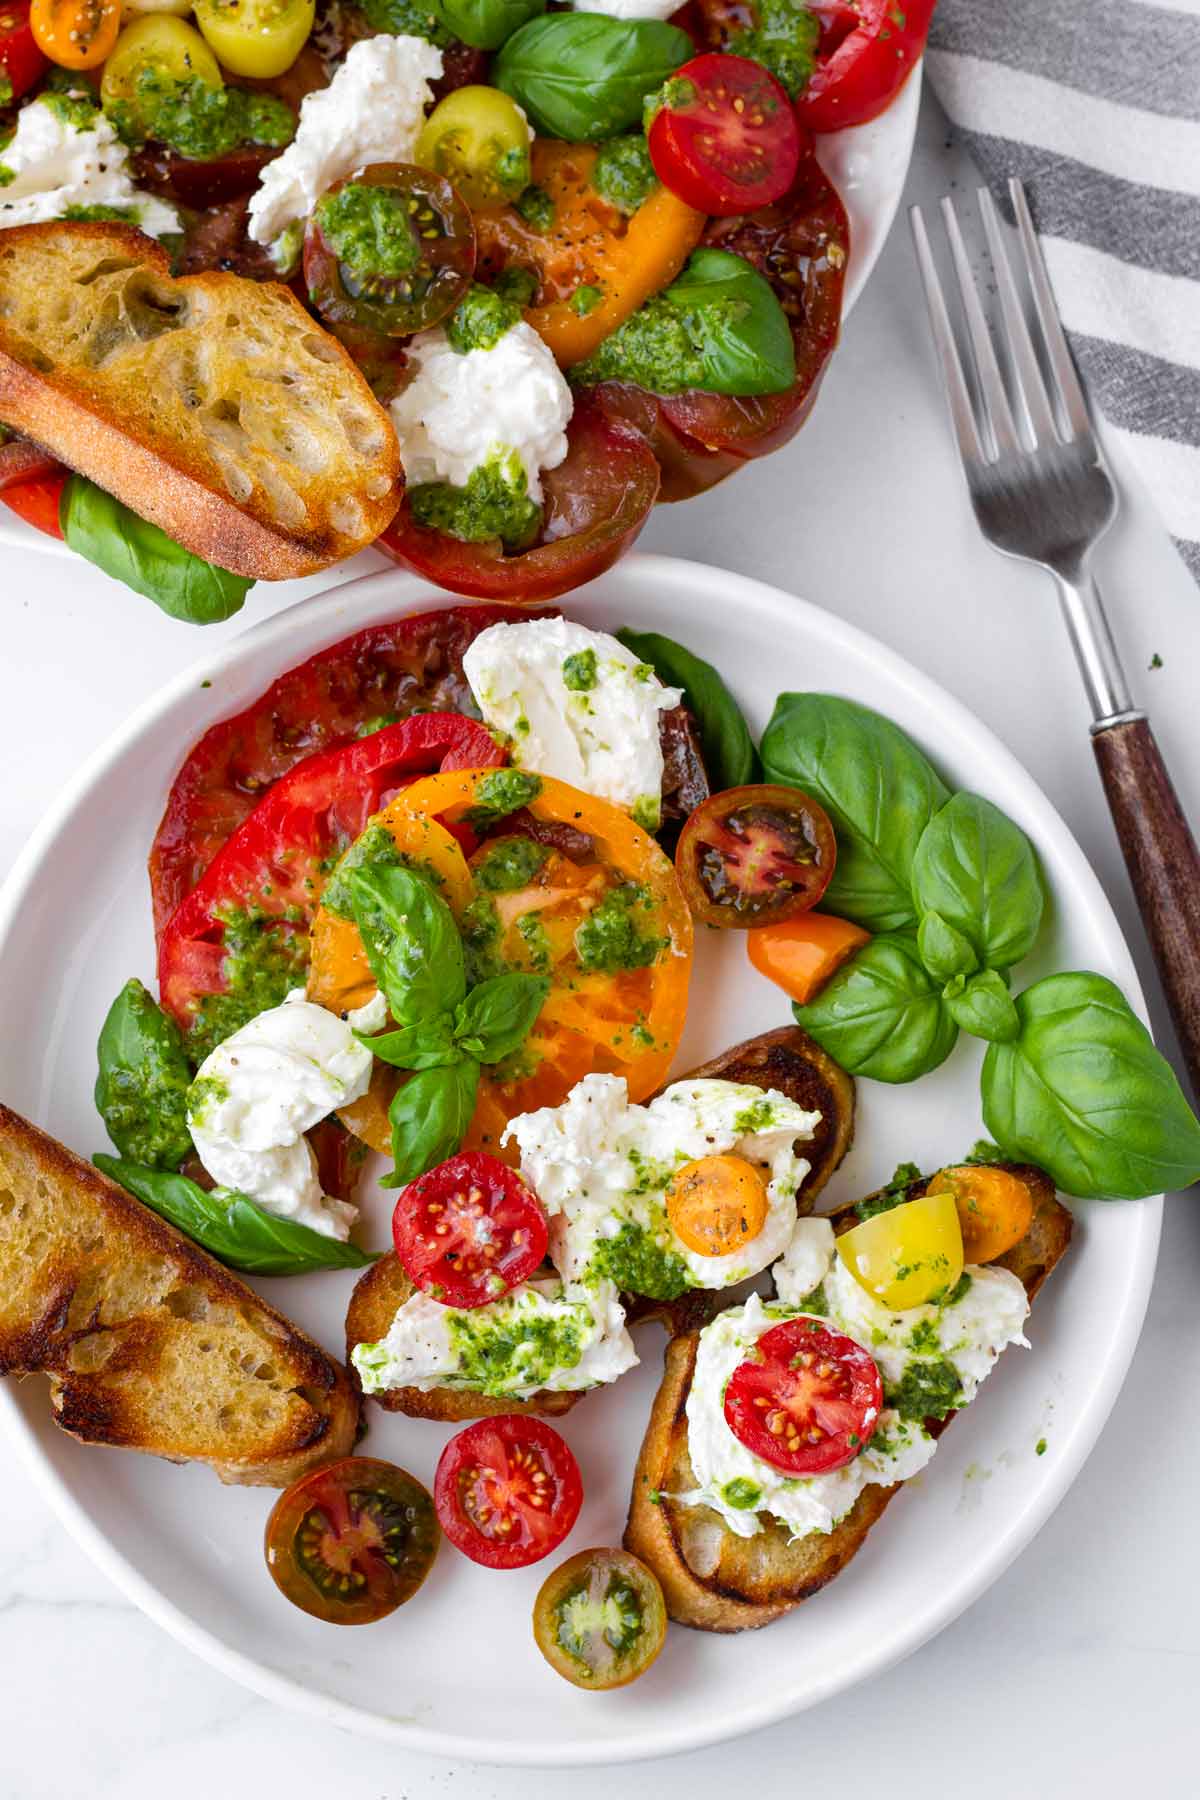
[911, 181, 1200, 1099]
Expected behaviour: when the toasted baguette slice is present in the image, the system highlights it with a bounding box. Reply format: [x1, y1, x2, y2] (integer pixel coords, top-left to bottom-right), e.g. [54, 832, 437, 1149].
[624, 1164, 1072, 1632]
[0, 1105, 359, 1487]
[0, 223, 401, 577]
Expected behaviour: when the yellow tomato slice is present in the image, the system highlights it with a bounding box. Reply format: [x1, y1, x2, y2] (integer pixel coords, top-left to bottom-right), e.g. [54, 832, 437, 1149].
[666, 1154, 769, 1258]
[837, 1190, 965, 1311]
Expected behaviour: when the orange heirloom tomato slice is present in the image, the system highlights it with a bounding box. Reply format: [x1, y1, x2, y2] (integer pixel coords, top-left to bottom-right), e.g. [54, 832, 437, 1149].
[930, 1164, 1035, 1265]
[30, 0, 118, 67]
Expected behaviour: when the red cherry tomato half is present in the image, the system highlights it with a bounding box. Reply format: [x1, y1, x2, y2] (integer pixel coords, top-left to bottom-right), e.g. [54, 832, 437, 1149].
[392, 1152, 549, 1309]
[434, 1415, 583, 1569]
[675, 782, 836, 928]
[648, 53, 799, 216]
[796, 0, 936, 133]
[0, 0, 47, 96]
[265, 1457, 439, 1624]
[0, 462, 66, 538]
[724, 1316, 882, 1475]
[377, 395, 659, 603]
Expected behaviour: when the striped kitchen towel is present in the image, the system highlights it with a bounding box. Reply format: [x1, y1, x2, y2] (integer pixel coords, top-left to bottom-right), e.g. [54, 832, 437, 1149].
[924, 0, 1200, 583]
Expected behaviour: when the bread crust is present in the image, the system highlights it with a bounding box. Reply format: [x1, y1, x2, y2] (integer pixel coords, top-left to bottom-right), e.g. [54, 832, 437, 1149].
[624, 1166, 1072, 1631]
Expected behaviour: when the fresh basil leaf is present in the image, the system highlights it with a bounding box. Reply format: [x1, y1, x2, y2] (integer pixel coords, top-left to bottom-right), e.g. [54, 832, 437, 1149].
[665, 247, 796, 397]
[465, 768, 544, 833]
[95, 978, 194, 1168]
[943, 969, 1020, 1043]
[382, 1060, 481, 1188]
[360, 1015, 461, 1069]
[93, 1155, 377, 1274]
[793, 933, 958, 1082]
[912, 791, 1044, 972]
[60, 476, 252, 624]
[617, 627, 759, 790]
[495, 14, 691, 140]
[981, 971, 1200, 1198]
[917, 911, 978, 983]
[433, 0, 544, 49]
[454, 972, 549, 1064]
[349, 864, 466, 1027]
[761, 694, 951, 932]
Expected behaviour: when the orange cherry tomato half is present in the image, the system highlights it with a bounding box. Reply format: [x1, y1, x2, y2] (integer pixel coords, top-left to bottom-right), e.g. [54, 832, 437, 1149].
[392, 1152, 549, 1308]
[648, 53, 800, 216]
[747, 910, 870, 1002]
[675, 783, 836, 929]
[666, 1153, 768, 1257]
[264, 1457, 439, 1625]
[30, 0, 118, 68]
[724, 1316, 882, 1475]
[533, 1548, 667, 1689]
[435, 1416, 582, 1570]
[930, 1164, 1035, 1265]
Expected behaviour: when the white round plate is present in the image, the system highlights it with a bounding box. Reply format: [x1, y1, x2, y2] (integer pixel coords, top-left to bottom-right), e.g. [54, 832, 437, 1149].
[0, 553, 1159, 1764]
[0, 72, 921, 561]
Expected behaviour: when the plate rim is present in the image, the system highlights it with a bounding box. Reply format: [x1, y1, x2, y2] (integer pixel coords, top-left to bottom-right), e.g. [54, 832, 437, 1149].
[0, 547, 1162, 1764]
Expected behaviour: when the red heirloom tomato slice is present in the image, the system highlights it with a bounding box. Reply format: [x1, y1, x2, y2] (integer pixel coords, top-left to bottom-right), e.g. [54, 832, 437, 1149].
[148, 604, 538, 938]
[157, 713, 502, 1043]
[265, 1457, 439, 1624]
[648, 53, 800, 216]
[797, 0, 936, 133]
[391, 1152, 549, 1308]
[376, 397, 660, 604]
[675, 783, 835, 928]
[0, 1, 46, 97]
[0, 461, 66, 538]
[435, 1416, 583, 1570]
[724, 1316, 882, 1475]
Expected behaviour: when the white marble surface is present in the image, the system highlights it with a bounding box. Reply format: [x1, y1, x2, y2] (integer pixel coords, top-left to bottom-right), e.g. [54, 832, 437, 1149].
[3, 92, 1200, 1798]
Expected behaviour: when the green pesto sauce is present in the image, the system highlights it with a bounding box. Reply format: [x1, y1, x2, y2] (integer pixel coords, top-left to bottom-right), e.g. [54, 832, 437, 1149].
[466, 769, 543, 831]
[517, 911, 551, 972]
[562, 648, 598, 691]
[42, 85, 99, 132]
[63, 203, 137, 222]
[355, 712, 400, 739]
[109, 72, 294, 160]
[555, 1572, 644, 1667]
[461, 894, 507, 987]
[185, 1071, 229, 1127]
[907, 1317, 940, 1355]
[409, 449, 543, 552]
[493, 265, 539, 308]
[314, 180, 420, 281]
[446, 1305, 583, 1394]
[887, 1357, 964, 1423]
[575, 882, 666, 974]
[732, 1096, 781, 1135]
[1035, 1437, 1048, 1456]
[590, 1220, 690, 1300]
[474, 834, 550, 894]
[572, 297, 714, 395]
[855, 1161, 923, 1222]
[591, 133, 658, 215]
[322, 822, 411, 921]
[721, 1477, 762, 1511]
[569, 283, 603, 317]
[515, 184, 554, 230]
[800, 1280, 829, 1315]
[445, 282, 522, 354]
[626, 1144, 680, 1195]
[186, 907, 309, 1063]
[95, 978, 193, 1168]
[725, 0, 819, 99]
[0, 73, 12, 110]
[944, 1271, 972, 1307]
[360, 0, 452, 43]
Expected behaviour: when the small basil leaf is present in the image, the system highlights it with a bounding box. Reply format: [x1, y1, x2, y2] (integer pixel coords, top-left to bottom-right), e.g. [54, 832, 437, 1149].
[944, 969, 1020, 1042]
[95, 977, 194, 1168]
[453, 972, 549, 1064]
[664, 247, 796, 397]
[911, 791, 1044, 972]
[617, 627, 758, 790]
[917, 910, 978, 983]
[359, 1015, 461, 1069]
[761, 694, 951, 932]
[60, 476, 252, 623]
[93, 1156, 377, 1274]
[981, 971, 1200, 1198]
[433, 0, 544, 49]
[494, 14, 691, 140]
[349, 864, 466, 1026]
[793, 933, 958, 1083]
[382, 1060, 481, 1188]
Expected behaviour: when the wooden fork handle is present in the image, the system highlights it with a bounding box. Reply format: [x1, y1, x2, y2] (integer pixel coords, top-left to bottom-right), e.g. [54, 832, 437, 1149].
[1092, 715, 1200, 1100]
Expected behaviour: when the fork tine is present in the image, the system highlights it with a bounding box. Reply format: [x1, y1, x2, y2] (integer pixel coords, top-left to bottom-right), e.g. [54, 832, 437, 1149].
[976, 187, 1059, 447]
[1008, 179, 1092, 440]
[909, 204, 985, 466]
[939, 196, 1021, 458]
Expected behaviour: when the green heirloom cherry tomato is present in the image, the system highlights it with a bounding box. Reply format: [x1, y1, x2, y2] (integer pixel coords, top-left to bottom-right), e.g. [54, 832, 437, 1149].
[100, 15, 222, 119]
[415, 85, 532, 209]
[533, 1547, 667, 1688]
[265, 1458, 439, 1624]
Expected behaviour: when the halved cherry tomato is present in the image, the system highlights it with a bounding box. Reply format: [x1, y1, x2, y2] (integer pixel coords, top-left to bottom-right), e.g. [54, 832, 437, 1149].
[796, 0, 935, 133]
[30, 0, 118, 67]
[837, 1189, 965, 1311]
[435, 1416, 582, 1570]
[148, 604, 534, 939]
[929, 1164, 1035, 1265]
[0, 1, 47, 97]
[666, 1153, 768, 1257]
[0, 466, 66, 537]
[264, 1457, 439, 1624]
[533, 1548, 666, 1689]
[724, 1315, 882, 1475]
[747, 910, 870, 1002]
[193, 0, 313, 81]
[305, 164, 476, 339]
[378, 395, 660, 604]
[675, 783, 835, 929]
[392, 1152, 549, 1308]
[648, 53, 799, 216]
[415, 85, 531, 210]
[156, 714, 502, 1047]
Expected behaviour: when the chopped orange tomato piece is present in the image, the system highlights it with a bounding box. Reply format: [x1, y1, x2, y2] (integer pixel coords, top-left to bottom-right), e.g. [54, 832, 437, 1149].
[930, 1164, 1035, 1264]
[747, 911, 871, 1003]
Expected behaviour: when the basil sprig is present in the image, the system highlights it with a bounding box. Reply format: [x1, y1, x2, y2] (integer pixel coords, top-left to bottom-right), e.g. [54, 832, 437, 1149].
[494, 14, 691, 140]
[60, 476, 253, 624]
[617, 627, 759, 791]
[95, 978, 194, 1169]
[348, 866, 548, 1187]
[94, 1156, 377, 1275]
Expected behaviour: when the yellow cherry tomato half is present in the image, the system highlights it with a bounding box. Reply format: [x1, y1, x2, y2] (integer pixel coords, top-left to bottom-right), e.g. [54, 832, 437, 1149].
[931, 1164, 1035, 1264]
[100, 15, 222, 114]
[837, 1189, 965, 1311]
[30, 0, 119, 69]
[666, 1154, 769, 1258]
[415, 86, 532, 210]
[192, 0, 313, 80]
